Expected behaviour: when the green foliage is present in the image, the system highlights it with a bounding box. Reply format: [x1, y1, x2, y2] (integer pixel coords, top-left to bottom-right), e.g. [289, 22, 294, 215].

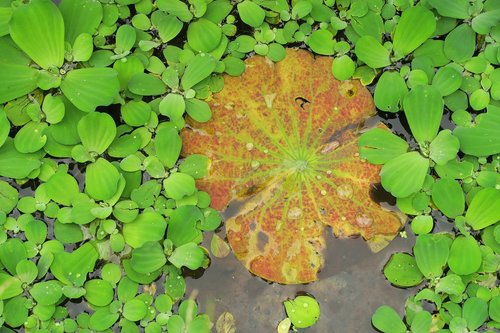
[283, 295, 320, 329]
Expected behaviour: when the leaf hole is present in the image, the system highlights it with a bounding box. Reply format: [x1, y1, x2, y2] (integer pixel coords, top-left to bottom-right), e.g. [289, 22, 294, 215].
[295, 97, 310, 109]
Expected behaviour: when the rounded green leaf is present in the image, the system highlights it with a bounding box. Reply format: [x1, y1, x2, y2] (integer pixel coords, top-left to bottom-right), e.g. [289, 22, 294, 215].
[187, 18, 222, 52]
[159, 93, 185, 120]
[59, 0, 103, 44]
[284, 295, 320, 329]
[155, 13, 183, 43]
[181, 53, 217, 90]
[163, 172, 196, 200]
[432, 66, 463, 96]
[0, 64, 39, 104]
[413, 233, 452, 278]
[0, 180, 18, 214]
[72, 33, 94, 62]
[29, 280, 62, 305]
[128, 73, 167, 96]
[463, 297, 488, 330]
[166, 206, 203, 247]
[393, 6, 436, 59]
[155, 127, 181, 168]
[78, 111, 116, 154]
[179, 154, 208, 179]
[101, 262, 122, 284]
[354, 35, 390, 68]
[371, 306, 406, 333]
[383, 252, 423, 287]
[331, 55, 356, 81]
[88, 308, 119, 331]
[84, 279, 114, 307]
[380, 152, 429, 198]
[123, 299, 148, 321]
[0, 273, 23, 300]
[9, 0, 64, 69]
[469, 89, 490, 111]
[358, 128, 408, 164]
[435, 274, 465, 295]
[0, 139, 42, 178]
[16, 260, 38, 284]
[444, 24, 476, 63]
[13, 122, 47, 153]
[85, 158, 120, 201]
[130, 242, 167, 274]
[410, 311, 432, 333]
[185, 98, 212, 122]
[168, 242, 207, 270]
[448, 235, 482, 275]
[25, 219, 48, 244]
[428, 0, 470, 19]
[465, 188, 500, 230]
[374, 71, 408, 112]
[45, 171, 80, 206]
[489, 296, 500, 322]
[403, 85, 443, 144]
[411, 215, 434, 235]
[122, 211, 167, 248]
[60, 68, 120, 112]
[4, 296, 29, 327]
[115, 24, 136, 54]
[0, 238, 27, 275]
[431, 179, 464, 218]
[237, 0, 265, 28]
[306, 29, 335, 56]
[429, 129, 460, 166]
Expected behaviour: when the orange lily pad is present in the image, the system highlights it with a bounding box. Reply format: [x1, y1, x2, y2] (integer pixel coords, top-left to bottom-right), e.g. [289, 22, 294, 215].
[181, 49, 404, 284]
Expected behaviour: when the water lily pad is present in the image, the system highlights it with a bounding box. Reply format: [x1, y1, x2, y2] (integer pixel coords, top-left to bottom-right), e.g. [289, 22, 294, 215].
[284, 295, 320, 329]
[181, 49, 404, 284]
[9, 0, 64, 70]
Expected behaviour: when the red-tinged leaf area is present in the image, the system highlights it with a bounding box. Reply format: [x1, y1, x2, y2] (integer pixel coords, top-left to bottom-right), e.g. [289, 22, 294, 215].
[181, 49, 405, 284]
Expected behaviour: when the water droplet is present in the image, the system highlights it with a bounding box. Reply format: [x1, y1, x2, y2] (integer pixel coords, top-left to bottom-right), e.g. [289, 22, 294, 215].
[316, 175, 322, 180]
[336, 184, 353, 200]
[246, 142, 254, 151]
[287, 207, 302, 219]
[326, 170, 332, 175]
[320, 190, 327, 196]
[251, 160, 260, 169]
[263, 149, 269, 154]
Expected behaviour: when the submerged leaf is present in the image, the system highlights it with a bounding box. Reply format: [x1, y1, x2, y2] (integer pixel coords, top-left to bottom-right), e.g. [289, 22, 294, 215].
[181, 49, 404, 284]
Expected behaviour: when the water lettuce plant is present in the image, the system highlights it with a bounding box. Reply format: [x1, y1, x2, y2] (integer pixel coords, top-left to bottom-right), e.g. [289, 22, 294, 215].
[0, 0, 498, 332]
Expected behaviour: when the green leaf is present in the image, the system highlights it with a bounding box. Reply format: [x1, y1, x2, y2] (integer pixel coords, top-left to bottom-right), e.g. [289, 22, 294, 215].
[45, 170, 80, 206]
[72, 33, 93, 62]
[444, 24, 476, 63]
[130, 242, 167, 273]
[354, 35, 391, 68]
[0, 64, 38, 104]
[185, 98, 212, 122]
[465, 188, 500, 230]
[88, 309, 119, 331]
[374, 71, 408, 112]
[429, 130, 460, 166]
[84, 279, 114, 307]
[413, 233, 452, 278]
[154, 13, 183, 43]
[123, 211, 167, 248]
[431, 178, 464, 218]
[29, 280, 62, 305]
[60, 68, 119, 112]
[372, 306, 406, 333]
[50, 242, 98, 286]
[0, 138, 42, 178]
[0, 238, 27, 275]
[428, 0, 469, 19]
[14, 121, 47, 153]
[78, 111, 116, 154]
[453, 105, 500, 156]
[59, 0, 103, 44]
[85, 158, 121, 201]
[0, 179, 18, 214]
[187, 18, 222, 52]
[4, 296, 29, 327]
[181, 53, 216, 91]
[432, 66, 462, 97]
[448, 235, 482, 275]
[15, 260, 38, 284]
[358, 128, 408, 164]
[284, 295, 320, 329]
[115, 24, 136, 54]
[380, 152, 429, 198]
[163, 172, 196, 200]
[462, 297, 488, 330]
[123, 299, 148, 322]
[179, 154, 208, 179]
[237, 0, 265, 28]
[403, 85, 443, 144]
[469, 89, 490, 111]
[128, 73, 167, 96]
[9, 0, 64, 69]
[168, 242, 207, 270]
[0, 273, 23, 300]
[154, 127, 181, 168]
[306, 29, 335, 56]
[166, 206, 203, 247]
[331, 55, 356, 81]
[25, 219, 48, 244]
[157, 0, 193, 22]
[489, 296, 500, 322]
[435, 274, 465, 296]
[159, 94, 185, 120]
[410, 311, 432, 333]
[383, 252, 423, 287]
[392, 6, 436, 59]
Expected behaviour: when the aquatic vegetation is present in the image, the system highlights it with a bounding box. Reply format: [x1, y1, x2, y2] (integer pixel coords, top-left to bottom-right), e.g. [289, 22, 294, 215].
[182, 49, 404, 284]
[0, 0, 498, 331]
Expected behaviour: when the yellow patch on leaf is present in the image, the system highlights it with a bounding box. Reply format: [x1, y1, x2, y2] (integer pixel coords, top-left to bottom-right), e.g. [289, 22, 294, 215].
[181, 49, 404, 284]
